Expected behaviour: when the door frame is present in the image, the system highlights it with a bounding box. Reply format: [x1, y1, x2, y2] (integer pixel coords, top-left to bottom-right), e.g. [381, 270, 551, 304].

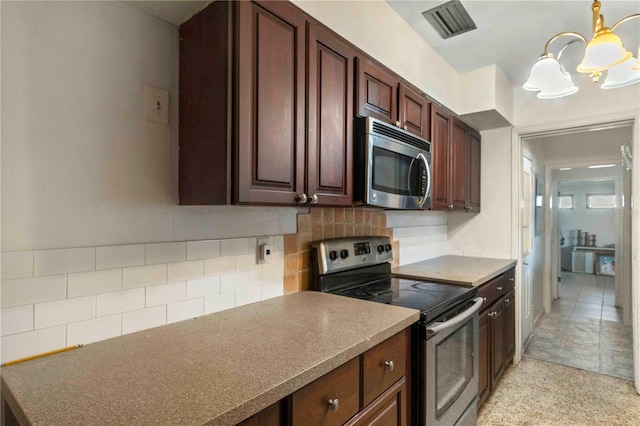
[512, 109, 639, 393]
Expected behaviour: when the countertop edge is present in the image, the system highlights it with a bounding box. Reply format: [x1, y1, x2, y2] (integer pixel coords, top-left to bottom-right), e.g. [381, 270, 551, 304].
[393, 258, 517, 287]
[468, 260, 517, 286]
[212, 311, 420, 424]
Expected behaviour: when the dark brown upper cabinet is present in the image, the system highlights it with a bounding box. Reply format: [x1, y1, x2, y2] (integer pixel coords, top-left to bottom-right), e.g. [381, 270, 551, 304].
[306, 23, 354, 206]
[356, 58, 431, 141]
[430, 105, 481, 212]
[179, 1, 353, 206]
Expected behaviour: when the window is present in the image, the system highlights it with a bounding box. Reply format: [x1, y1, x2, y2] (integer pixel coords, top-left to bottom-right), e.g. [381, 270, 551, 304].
[558, 195, 573, 209]
[587, 193, 616, 209]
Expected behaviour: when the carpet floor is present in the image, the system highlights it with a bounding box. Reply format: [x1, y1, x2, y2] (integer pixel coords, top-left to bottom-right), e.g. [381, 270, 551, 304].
[478, 357, 640, 425]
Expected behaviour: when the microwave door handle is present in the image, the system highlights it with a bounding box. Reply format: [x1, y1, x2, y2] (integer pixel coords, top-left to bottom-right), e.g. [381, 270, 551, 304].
[407, 156, 416, 201]
[417, 152, 431, 208]
[426, 297, 484, 337]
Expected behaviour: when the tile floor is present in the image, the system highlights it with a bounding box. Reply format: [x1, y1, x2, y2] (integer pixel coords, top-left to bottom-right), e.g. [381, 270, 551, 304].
[524, 272, 633, 380]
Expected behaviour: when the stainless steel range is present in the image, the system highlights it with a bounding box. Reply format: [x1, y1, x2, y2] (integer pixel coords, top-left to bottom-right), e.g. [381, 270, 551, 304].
[310, 236, 483, 426]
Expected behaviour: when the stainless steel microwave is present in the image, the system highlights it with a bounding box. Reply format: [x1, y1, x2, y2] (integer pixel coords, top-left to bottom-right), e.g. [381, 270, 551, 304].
[354, 117, 432, 210]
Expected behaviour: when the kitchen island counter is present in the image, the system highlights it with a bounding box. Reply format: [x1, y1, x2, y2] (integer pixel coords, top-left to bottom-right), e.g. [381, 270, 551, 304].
[393, 255, 517, 287]
[1, 292, 419, 425]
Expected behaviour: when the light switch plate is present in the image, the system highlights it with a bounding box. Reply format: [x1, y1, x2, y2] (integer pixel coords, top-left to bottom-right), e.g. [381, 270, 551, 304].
[144, 86, 169, 125]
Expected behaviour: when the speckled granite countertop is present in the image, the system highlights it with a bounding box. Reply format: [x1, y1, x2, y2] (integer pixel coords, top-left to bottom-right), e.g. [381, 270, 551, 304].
[393, 255, 517, 287]
[1, 292, 419, 426]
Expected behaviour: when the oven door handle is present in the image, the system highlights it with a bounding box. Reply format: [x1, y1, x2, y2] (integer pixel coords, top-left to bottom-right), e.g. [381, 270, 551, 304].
[426, 297, 484, 337]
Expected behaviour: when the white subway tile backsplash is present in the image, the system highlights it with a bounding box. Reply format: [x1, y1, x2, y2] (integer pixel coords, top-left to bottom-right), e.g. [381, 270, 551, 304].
[145, 242, 185, 265]
[97, 288, 145, 317]
[2, 275, 67, 308]
[1, 305, 34, 336]
[273, 235, 284, 251]
[167, 298, 203, 324]
[1, 251, 33, 280]
[186, 277, 221, 299]
[236, 285, 262, 306]
[67, 315, 121, 346]
[235, 254, 261, 272]
[220, 238, 249, 256]
[186, 240, 220, 260]
[262, 281, 284, 300]
[168, 260, 204, 282]
[1, 326, 66, 364]
[96, 245, 145, 270]
[122, 306, 166, 334]
[123, 264, 166, 289]
[250, 268, 274, 285]
[34, 296, 95, 329]
[204, 291, 235, 314]
[220, 272, 250, 293]
[204, 256, 235, 276]
[68, 269, 122, 298]
[34, 247, 95, 276]
[146, 282, 186, 307]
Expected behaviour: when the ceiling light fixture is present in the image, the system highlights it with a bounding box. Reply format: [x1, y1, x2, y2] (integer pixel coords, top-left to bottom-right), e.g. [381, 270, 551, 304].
[524, 0, 639, 99]
[588, 164, 616, 168]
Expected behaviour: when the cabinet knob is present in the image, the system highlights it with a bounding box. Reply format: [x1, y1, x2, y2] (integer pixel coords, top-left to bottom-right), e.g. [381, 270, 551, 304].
[505, 298, 511, 303]
[310, 193, 319, 204]
[448, 204, 453, 210]
[384, 360, 395, 372]
[488, 312, 496, 318]
[403, 125, 407, 131]
[295, 193, 308, 204]
[496, 286, 503, 291]
[395, 120, 401, 127]
[509, 277, 514, 282]
[328, 398, 339, 412]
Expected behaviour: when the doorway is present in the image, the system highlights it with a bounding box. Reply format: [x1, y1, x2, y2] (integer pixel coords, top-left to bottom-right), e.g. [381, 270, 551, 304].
[516, 123, 635, 383]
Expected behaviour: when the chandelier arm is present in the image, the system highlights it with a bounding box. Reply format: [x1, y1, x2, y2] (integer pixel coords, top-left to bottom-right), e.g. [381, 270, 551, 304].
[544, 32, 588, 55]
[557, 39, 584, 62]
[611, 14, 640, 31]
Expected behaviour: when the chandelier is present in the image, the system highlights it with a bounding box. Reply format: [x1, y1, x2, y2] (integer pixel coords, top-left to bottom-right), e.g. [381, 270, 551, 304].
[524, 0, 640, 99]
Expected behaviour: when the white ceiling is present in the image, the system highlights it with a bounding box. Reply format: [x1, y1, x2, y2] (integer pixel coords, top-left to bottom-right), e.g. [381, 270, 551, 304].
[386, 0, 640, 86]
[124, 1, 210, 26]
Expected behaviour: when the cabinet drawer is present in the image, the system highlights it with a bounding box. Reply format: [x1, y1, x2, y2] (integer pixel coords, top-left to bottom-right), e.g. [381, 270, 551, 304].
[292, 357, 360, 426]
[503, 267, 515, 293]
[478, 275, 504, 309]
[362, 330, 408, 407]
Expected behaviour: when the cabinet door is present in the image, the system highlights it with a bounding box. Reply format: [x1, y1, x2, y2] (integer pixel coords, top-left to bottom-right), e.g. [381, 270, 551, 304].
[504, 289, 515, 366]
[449, 119, 468, 211]
[236, 1, 306, 204]
[477, 308, 491, 408]
[307, 23, 354, 206]
[430, 105, 451, 210]
[356, 57, 398, 123]
[398, 83, 430, 140]
[490, 298, 505, 389]
[346, 378, 407, 426]
[467, 129, 481, 212]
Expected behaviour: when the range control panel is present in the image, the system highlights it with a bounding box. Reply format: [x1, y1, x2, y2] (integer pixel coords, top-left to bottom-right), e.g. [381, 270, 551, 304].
[310, 236, 393, 276]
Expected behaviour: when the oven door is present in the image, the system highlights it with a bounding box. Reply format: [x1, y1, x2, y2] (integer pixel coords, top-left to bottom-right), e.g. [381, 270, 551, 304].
[423, 297, 483, 426]
[365, 133, 431, 210]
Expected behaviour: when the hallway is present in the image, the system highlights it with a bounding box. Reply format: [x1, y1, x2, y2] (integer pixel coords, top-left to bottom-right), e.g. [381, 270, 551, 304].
[524, 272, 633, 380]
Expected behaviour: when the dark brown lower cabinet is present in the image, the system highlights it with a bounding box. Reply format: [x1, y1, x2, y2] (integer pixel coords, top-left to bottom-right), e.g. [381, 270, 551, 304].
[235, 328, 410, 425]
[477, 267, 516, 409]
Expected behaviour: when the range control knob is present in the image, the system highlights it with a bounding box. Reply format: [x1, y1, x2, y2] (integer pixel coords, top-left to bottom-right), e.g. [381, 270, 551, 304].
[377, 244, 385, 254]
[340, 249, 349, 259]
[385, 244, 392, 252]
[329, 251, 338, 261]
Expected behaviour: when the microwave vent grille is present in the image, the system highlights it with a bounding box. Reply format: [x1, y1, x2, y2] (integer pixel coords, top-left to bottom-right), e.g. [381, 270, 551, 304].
[371, 121, 431, 152]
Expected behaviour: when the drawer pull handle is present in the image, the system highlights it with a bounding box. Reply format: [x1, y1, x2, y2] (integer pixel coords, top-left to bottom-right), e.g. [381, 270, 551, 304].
[509, 278, 514, 282]
[384, 360, 395, 372]
[505, 298, 511, 303]
[488, 312, 496, 318]
[496, 286, 503, 291]
[328, 398, 339, 412]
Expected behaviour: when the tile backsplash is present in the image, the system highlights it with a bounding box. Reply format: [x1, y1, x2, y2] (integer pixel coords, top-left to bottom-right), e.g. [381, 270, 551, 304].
[1, 237, 284, 363]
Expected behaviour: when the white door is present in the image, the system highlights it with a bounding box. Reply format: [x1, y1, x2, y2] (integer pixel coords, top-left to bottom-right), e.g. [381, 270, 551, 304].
[522, 158, 534, 343]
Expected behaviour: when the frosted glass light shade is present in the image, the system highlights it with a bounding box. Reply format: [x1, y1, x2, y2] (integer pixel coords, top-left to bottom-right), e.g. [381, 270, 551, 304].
[633, 48, 640, 70]
[577, 30, 632, 73]
[537, 71, 579, 99]
[524, 56, 565, 91]
[602, 57, 640, 89]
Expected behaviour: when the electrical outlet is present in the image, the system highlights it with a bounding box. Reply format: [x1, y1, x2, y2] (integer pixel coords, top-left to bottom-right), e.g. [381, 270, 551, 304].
[257, 237, 273, 264]
[144, 86, 169, 125]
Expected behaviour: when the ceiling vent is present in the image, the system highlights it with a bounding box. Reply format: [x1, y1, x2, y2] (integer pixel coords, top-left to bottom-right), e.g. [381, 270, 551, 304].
[422, 0, 477, 39]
